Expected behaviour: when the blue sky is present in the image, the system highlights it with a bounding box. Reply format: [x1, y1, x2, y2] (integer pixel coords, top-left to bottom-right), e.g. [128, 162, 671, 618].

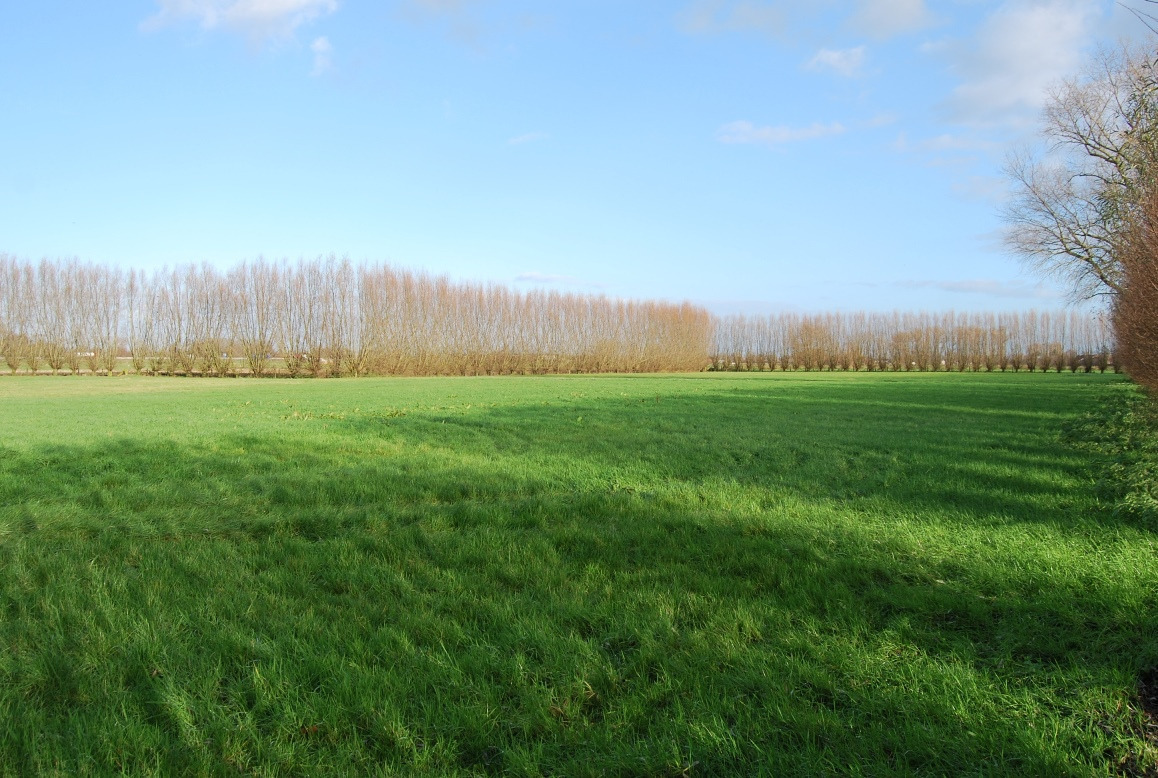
[0, 1, 1145, 314]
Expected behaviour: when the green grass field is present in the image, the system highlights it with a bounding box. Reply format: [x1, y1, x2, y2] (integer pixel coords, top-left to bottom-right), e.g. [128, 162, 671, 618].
[0, 372, 1155, 776]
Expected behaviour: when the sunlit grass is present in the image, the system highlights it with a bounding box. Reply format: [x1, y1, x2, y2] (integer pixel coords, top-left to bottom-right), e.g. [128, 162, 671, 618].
[0, 372, 1154, 775]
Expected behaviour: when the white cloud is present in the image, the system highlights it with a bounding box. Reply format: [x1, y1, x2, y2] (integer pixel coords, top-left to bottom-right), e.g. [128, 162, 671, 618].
[310, 35, 332, 75]
[807, 46, 867, 77]
[850, 0, 934, 38]
[935, 0, 1100, 128]
[508, 132, 549, 146]
[717, 120, 846, 146]
[143, 0, 338, 42]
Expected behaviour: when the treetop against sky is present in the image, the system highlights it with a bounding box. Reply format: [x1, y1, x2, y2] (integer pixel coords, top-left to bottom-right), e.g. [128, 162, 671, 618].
[0, 1, 1146, 315]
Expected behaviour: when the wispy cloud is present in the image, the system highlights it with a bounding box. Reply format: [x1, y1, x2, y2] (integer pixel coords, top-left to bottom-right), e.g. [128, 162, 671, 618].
[508, 132, 549, 146]
[717, 120, 846, 146]
[143, 0, 339, 43]
[863, 112, 898, 128]
[515, 272, 607, 289]
[400, 0, 482, 44]
[850, 0, 935, 38]
[921, 133, 998, 152]
[677, 1, 789, 37]
[893, 131, 999, 154]
[806, 46, 867, 77]
[310, 36, 333, 75]
[952, 175, 1010, 203]
[891, 130, 1004, 185]
[898, 278, 1062, 300]
[408, 0, 473, 12]
[679, 0, 933, 41]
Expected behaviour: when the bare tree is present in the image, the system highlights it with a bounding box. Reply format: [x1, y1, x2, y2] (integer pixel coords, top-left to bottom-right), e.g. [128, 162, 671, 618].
[0, 255, 27, 373]
[124, 268, 158, 374]
[1004, 44, 1158, 300]
[232, 259, 278, 377]
[87, 264, 122, 374]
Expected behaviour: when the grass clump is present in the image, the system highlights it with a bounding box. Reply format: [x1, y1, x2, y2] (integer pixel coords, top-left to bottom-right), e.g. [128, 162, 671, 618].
[1064, 383, 1158, 528]
[0, 372, 1156, 775]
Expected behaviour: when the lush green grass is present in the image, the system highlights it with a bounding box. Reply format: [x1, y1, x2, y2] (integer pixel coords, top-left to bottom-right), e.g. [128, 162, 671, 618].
[1064, 386, 1158, 528]
[0, 372, 1155, 776]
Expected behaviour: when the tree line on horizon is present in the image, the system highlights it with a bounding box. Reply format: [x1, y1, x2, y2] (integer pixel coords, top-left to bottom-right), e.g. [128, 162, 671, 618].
[0, 255, 711, 376]
[712, 309, 1114, 373]
[0, 255, 1115, 377]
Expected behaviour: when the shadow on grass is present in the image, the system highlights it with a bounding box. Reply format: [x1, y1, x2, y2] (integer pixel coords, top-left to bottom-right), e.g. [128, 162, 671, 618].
[360, 377, 1145, 533]
[0, 376, 1154, 774]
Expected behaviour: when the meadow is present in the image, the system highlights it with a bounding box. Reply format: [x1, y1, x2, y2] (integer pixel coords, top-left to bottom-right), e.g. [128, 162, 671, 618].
[0, 372, 1154, 776]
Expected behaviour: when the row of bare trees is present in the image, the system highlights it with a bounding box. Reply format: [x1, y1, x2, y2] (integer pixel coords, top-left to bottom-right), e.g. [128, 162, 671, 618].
[0, 255, 1117, 377]
[0, 255, 711, 376]
[711, 310, 1116, 372]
